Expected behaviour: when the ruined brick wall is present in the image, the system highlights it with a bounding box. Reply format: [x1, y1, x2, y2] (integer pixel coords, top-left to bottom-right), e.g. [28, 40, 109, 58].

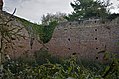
[46, 18, 119, 59]
[0, 11, 42, 58]
[1, 11, 119, 59]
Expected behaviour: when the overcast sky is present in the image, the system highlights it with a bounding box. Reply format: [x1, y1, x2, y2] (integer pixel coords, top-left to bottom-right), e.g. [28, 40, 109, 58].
[3, 0, 119, 23]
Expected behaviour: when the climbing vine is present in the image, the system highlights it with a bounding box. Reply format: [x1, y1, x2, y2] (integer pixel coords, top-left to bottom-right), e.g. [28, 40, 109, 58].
[39, 21, 58, 43]
[18, 18, 58, 44]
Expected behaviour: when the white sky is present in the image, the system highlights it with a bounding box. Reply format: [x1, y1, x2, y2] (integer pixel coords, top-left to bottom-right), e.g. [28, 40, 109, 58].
[3, 0, 119, 23]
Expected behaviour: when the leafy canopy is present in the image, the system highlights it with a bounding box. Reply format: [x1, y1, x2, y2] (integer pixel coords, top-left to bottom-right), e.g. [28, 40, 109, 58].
[66, 0, 112, 21]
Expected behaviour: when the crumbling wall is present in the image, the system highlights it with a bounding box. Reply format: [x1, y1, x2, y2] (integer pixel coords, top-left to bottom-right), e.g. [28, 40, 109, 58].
[46, 18, 119, 59]
[1, 11, 119, 59]
[0, 11, 42, 58]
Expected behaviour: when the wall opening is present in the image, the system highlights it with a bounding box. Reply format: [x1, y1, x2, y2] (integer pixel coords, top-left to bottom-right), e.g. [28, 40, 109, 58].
[102, 21, 105, 24]
[95, 38, 97, 40]
[72, 53, 76, 55]
[95, 29, 97, 31]
[68, 38, 70, 41]
[96, 48, 98, 49]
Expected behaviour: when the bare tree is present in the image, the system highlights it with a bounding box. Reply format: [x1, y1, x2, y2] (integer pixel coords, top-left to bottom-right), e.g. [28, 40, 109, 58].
[0, 0, 3, 11]
[0, 8, 25, 78]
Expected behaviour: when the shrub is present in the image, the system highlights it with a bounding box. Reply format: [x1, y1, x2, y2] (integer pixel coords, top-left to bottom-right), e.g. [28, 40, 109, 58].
[34, 48, 62, 65]
[2, 52, 119, 79]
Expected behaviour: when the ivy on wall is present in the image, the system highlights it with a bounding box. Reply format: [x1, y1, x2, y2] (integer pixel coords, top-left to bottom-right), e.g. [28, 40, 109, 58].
[40, 21, 58, 43]
[17, 17, 58, 44]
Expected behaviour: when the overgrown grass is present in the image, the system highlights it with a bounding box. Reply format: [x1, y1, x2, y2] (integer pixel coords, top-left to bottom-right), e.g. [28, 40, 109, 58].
[3, 49, 119, 79]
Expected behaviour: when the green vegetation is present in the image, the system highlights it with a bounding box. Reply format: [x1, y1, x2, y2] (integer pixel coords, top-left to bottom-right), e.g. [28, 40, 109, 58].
[9, 3, 119, 79]
[16, 17, 42, 37]
[0, 0, 119, 78]
[41, 13, 67, 25]
[66, 0, 112, 21]
[107, 13, 119, 20]
[17, 17, 58, 44]
[0, 11, 27, 79]
[34, 48, 62, 65]
[39, 21, 58, 43]
[3, 51, 119, 79]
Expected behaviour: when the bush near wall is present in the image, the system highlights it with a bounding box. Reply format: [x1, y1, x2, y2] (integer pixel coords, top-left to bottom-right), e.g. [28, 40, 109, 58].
[3, 52, 119, 79]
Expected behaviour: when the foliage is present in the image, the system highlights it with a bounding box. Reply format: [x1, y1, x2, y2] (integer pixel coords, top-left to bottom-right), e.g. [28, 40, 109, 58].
[39, 21, 58, 43]
[0, 12, 24, 59]
[0, 12, 25, 53]
[2, 53, 119, 79]
[41, 12, 67, 25]
[107, 13, 119, 20]
[17, 17, 58, 44]
[34, 48, 62, 65]
[17, 17, 42, 37]
[66, 0, 112, 21]
[0, 10, 27, 78]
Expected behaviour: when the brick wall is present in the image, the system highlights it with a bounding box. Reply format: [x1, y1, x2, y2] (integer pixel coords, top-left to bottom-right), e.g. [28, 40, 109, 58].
[46, 18, 119, 59]
[1, 11, 119, 59]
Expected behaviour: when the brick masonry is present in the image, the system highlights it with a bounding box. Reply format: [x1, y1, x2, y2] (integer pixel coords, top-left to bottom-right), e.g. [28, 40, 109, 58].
[1, 11, 119, 59]
[46, 18, 119, 59]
